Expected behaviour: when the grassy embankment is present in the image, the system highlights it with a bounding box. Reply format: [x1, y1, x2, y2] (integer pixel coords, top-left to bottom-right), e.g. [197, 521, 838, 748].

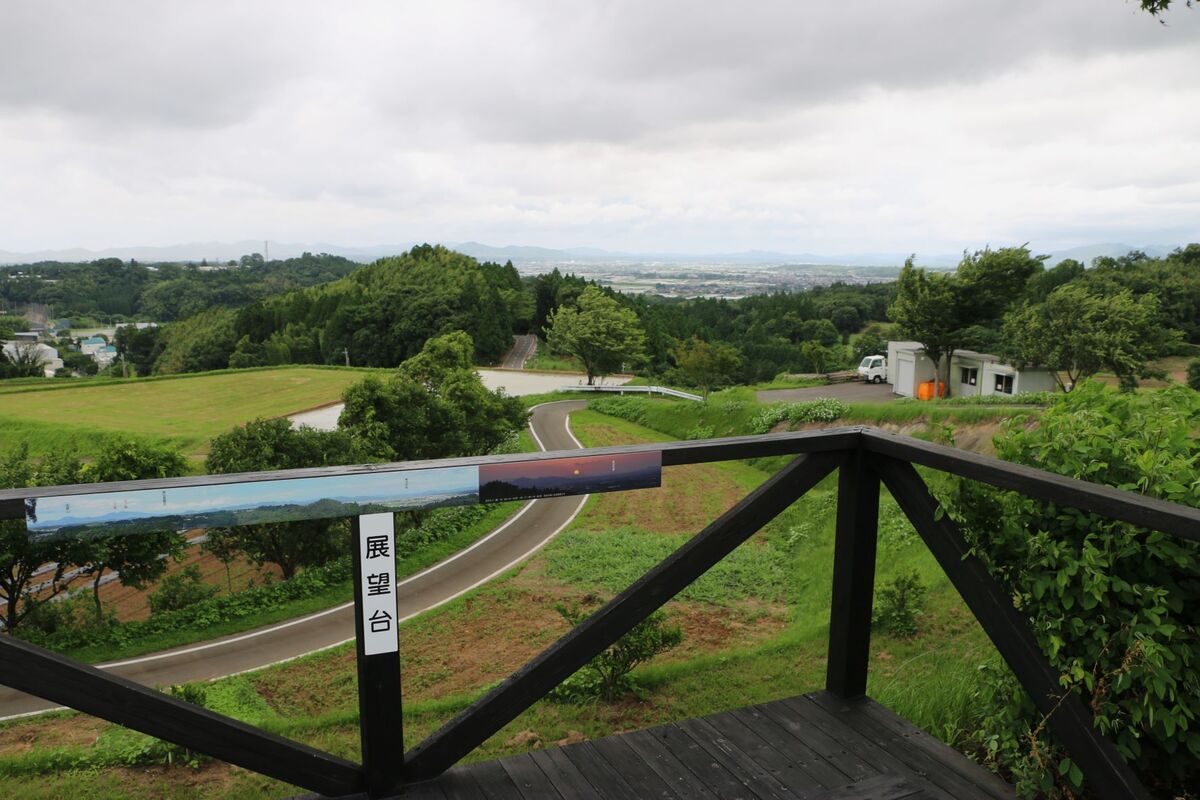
[0, 402, 1006, 798]
[0, 366, 383, 462]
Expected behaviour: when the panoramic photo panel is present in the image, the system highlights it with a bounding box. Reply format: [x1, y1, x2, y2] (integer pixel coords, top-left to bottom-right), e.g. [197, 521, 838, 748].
[479, 451, 662, 503]
[24, 465, 480, 542]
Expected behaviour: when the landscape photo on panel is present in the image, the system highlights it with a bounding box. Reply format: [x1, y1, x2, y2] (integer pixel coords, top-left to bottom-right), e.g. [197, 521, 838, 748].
[479, 451, 662, 503]
[24, 465, 480, 541]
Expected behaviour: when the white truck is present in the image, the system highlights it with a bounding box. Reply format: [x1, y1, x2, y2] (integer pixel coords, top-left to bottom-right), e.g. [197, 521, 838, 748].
[857, 355, 886, 383]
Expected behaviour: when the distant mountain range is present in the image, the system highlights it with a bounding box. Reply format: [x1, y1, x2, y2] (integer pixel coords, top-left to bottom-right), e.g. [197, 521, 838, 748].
[0, 240, 1179, 270]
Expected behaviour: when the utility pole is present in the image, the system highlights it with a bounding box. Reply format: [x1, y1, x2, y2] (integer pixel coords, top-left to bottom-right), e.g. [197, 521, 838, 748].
[343, 347, 350, 367]
[264, 240, 269, 263]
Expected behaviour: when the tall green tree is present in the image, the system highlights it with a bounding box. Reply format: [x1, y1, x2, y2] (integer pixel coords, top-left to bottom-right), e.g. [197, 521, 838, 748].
[546, 286, 646, 385]
[673, 337, 741, 400]
[205, 419, 365, 580]
[1003, 285, 1172, 391]
[890, 248, 1041, 396]
[338, 332, 527, 461]
[70, 439, 191, 620]
[0, 448, 86, 631]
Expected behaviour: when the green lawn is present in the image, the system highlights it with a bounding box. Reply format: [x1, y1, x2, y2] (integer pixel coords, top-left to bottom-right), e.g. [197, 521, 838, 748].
[0, 367, 375, 458]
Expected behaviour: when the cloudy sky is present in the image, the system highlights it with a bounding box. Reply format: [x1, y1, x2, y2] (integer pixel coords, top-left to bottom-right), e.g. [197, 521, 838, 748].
[1, 1, 1197, 256]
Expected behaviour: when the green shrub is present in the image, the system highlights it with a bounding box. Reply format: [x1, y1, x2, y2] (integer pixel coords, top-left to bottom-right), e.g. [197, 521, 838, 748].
[942, 383, 1200, 797]
[872, 571, 926, 637]
[588, 396, 649, 425]
[549, 604, 683, 701]
[685, 425, 715, 440]
[749, 398, 849, 434]
[148, 565, 218, 615]
[1187, 359, 1200, 391]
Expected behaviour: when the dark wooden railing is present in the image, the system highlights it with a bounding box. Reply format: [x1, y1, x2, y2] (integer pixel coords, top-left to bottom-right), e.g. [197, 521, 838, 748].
[1, 426, 1196, 800]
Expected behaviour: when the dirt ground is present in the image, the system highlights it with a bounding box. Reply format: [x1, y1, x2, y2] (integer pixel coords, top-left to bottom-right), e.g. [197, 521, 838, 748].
[756, 380, 896, 404]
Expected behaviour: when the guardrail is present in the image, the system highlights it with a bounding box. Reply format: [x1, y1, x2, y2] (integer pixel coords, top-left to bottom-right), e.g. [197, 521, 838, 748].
[557, 384, 703, 402]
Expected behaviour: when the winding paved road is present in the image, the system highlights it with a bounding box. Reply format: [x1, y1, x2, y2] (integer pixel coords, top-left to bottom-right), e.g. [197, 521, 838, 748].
[0, 401, 588, 720]
[499, 334, 538, 369]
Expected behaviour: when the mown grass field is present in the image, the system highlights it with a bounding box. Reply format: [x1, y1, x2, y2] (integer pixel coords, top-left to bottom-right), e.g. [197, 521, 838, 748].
[0, 367, 379, 459]
[0, 405, 1002, 798]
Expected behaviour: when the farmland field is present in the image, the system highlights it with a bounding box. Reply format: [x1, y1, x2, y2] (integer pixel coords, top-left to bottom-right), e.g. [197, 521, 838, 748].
[0, 367, 378, 458]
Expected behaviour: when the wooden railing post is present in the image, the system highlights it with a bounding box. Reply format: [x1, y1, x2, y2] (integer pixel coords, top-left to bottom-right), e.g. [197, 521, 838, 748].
[825, 447, 880, 698]
[353, 514, 405, 798]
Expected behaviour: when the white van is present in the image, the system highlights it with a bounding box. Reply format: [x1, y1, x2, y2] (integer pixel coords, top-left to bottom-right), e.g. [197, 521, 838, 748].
[857, 355, 886, 383]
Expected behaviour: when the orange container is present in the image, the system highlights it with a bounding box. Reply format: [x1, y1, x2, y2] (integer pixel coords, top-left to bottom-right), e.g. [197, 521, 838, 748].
[916, 380, 946, 400]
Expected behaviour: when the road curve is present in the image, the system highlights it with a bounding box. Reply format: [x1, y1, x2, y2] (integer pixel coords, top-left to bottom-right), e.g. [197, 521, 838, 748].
[0, 401, 588, 720]
[499, 334, 538, 369]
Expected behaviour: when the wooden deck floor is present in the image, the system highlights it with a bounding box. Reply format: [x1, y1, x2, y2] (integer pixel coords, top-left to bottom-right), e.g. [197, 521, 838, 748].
[398, 691, 1014, 799]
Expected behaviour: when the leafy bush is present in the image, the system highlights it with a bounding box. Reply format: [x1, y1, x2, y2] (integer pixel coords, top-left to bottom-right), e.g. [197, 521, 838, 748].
[942, 383, 1200, 797]
[588, 396, 649, 425]
[148, 565, 218, 615]
[898, 391, 1058, 406]
[1187, 359, 1200, 390]
[19, 556, 354, 653]
[749, 398, 849, 434]
[685, 425, 715, 440]
[872, 571, 926, 637]
[549, 604, 683, 702]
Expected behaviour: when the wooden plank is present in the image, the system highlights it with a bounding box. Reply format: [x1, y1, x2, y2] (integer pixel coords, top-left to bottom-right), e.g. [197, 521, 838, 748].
[558, 741, 648, 800]
[529, 747, 601, 799]
[700, 710, 844, 796]
[806, 773, 923, 800]
[0, 634, 362, 798]
[403, 452, 841, 781]
[677, 717, 801, 800]
[0, 427, 862, 516]
[649, 723, 762, 800]
[861, 429, 1200, 542]
[431, 765, 489, 800]
[465, 759, 527, 800]
[751, 700, 876, 783]
[855, 699, 1013, 798]
[782, 696, 956, 800]
[826, 450, 881, 698]
[498, 752, 555, 800]
[621, 728, 721, 799]
[400, 779, 448, 800]
[806, 694, 1009, 800]
[728, 705, 856, 787]
[874, 458, 1149, 800]
[593, 732, 704, 799]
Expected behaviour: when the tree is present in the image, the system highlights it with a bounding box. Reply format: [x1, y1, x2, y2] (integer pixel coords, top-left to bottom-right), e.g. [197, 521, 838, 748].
[339, 332, 528, 462]
[852, 326, 889, 364]
[0, 341, 47, 379]
[205, 418, 364, 580]
[799, 340, 835, 374]
[673, 337, 741, 400]
[546, 286, 646, 384]
[1003, 284, 1173, 391]
[71, 439, 190, 620]
[0, 447, 86, 632]
[890, 248, 1041, 396]
[888, 258, 961, 393]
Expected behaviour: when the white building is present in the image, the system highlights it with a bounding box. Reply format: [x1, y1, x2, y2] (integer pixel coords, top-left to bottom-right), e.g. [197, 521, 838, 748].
[886, 341, 1057, 398]
[2, 341, 63, 377]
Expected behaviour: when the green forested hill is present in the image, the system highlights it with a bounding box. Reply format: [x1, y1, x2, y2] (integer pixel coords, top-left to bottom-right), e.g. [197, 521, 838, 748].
[156, 245, 526, 372]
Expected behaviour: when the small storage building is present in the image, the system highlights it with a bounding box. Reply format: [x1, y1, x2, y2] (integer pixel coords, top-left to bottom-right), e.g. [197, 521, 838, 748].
[887, 343, 1057, 398]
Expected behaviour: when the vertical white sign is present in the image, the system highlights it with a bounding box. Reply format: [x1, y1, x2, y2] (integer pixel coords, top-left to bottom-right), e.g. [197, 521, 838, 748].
[358, 513, 398, 656]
